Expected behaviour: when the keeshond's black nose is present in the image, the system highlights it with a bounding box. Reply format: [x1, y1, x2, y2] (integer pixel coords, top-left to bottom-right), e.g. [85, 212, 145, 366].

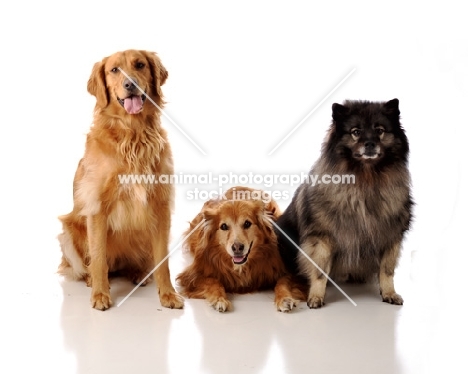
[365, 141, 376, 150]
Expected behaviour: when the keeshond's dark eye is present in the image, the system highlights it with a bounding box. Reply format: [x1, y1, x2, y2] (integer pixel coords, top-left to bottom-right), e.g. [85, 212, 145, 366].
[376, 128, 385, 135]
[351, 129, 361, 137]
[243, 220, 252, 229]
[220, 223, 229, 231]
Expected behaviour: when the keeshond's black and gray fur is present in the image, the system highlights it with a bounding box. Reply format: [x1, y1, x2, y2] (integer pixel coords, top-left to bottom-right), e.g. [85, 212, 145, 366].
[277, 98, 412, 308]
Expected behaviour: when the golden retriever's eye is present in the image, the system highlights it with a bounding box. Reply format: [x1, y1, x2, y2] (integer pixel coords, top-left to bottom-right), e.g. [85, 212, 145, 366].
[220, 223, 228, 231]
[110, 67, 118, 73]
[135, 62, 145, 70]
[243, 220, 252, 229]
[351, 129, 361, 137]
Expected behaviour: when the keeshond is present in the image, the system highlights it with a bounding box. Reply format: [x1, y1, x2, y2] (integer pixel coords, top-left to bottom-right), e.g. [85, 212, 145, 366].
[276, 98, 412, 308]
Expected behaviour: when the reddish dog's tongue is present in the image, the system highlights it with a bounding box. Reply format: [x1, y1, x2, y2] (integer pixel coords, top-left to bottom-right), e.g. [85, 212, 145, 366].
[124, 96, 143, 114]
[233, 256, 245, 264]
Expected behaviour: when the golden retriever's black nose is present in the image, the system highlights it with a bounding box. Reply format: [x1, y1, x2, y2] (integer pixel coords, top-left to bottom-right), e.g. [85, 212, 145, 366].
[232, 242, 245, 254]
[123, 78, 138, 91]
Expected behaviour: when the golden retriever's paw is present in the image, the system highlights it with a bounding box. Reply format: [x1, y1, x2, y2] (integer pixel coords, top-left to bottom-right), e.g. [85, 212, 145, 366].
[130, 272, 152, 286]
[381, 292, 404, 305]
[307, 295, 325, 309]
[85, 274, 92, 287]
[91, 292, 112, 311]
[276, 297, 298, 313]
[159, 291, 184, 309]
[211, 298, 232, 313]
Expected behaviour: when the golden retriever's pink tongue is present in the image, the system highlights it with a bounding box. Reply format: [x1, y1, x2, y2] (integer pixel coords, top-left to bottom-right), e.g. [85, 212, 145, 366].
[124, 96, 143, 114]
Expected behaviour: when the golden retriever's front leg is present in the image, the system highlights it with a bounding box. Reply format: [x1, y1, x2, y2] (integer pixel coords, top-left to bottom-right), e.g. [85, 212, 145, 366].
[379, 242, 404, 305]
[87, 213, 112, 310]
[152, 205, 184, 309]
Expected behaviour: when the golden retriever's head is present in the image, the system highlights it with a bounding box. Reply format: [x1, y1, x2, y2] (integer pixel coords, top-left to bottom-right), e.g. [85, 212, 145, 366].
[202, 200, 275, 266]
[87, 49, 168, 114]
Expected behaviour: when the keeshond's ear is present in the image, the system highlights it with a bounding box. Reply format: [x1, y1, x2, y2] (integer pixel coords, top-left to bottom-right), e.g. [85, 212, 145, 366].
[383, 98, 400, 119]
[332, 103, 349, 122]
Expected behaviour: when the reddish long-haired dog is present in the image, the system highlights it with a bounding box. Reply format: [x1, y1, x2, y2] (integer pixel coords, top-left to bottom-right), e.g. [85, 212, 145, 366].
[177, 187, 306, 312]
[57, 50, 183, 311]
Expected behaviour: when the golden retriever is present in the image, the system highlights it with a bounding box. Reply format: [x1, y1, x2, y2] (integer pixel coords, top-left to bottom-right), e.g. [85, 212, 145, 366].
[176, 187, 306, 312]
[57, 49, 184, 311]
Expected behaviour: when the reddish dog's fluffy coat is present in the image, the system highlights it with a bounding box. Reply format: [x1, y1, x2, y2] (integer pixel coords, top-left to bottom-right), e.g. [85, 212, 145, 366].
[177, 187, 305, 312]
[57, 50, 183, 311]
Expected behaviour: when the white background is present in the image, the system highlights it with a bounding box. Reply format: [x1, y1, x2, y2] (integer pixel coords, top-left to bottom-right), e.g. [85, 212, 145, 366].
[1, 0, 467, 371]
[2, 0, 466, 268]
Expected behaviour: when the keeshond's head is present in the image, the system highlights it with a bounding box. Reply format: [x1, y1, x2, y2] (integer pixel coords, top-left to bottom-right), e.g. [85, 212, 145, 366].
[325, 98, 409, 170]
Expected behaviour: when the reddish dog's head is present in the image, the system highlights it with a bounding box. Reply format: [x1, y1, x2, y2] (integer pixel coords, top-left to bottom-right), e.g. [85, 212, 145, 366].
[87, 49, 168, 114]
[201, 199, 275, 266]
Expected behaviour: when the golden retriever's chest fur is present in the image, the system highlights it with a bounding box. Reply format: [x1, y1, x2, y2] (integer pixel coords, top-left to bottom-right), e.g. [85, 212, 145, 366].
[108, 185, 148, 231]
[75, 116, 174, 229]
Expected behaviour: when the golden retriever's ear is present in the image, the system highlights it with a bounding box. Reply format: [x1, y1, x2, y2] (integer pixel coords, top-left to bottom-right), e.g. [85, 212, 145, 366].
[87, 58, 108, 108]
[145, 51, 168, 98]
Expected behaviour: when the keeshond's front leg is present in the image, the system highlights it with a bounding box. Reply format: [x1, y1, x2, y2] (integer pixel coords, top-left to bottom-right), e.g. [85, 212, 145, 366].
[379, 242, 404, 305]
[298, 237, 333, 309]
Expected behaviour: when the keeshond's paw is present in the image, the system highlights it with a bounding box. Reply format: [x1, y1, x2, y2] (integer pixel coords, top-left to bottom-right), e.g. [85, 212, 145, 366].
[276, 297, 298, 313]
[307, 296, 325, 309]
[382, 292, 404, 305]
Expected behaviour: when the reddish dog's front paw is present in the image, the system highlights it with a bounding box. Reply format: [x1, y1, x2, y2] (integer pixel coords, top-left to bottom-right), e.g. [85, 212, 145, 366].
[211, 297, 232, 312]
[276, 297, 298, 313]
[91, 292, 112, 311]
[160, 291, 184, 309]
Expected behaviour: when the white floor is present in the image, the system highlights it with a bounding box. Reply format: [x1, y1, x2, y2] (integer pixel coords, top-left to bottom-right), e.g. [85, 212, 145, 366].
[2, 202, 466, 374]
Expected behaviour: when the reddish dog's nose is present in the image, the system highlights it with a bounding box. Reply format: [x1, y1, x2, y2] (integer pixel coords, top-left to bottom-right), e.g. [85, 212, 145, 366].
[231, 242, 245, 254]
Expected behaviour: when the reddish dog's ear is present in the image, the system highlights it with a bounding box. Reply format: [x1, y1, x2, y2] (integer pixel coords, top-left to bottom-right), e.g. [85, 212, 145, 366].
[145, 51, 168, 99]
[196, 207, 219, 251]
[87, 58, 108, 108]
[261, 195, 282, 221]
[202, 207, 218, 222]
[250, 200, 273, 235]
